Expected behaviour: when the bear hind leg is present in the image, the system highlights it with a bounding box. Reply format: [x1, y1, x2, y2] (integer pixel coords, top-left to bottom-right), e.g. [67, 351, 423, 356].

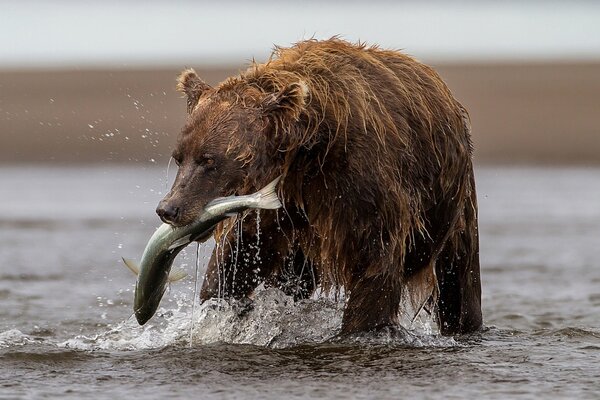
[341, 273, 401, 334]
[434, 189, 483, 335]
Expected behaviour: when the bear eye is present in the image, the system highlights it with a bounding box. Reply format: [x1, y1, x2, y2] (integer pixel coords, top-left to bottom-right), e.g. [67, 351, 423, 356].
[197, 154, 216, 168]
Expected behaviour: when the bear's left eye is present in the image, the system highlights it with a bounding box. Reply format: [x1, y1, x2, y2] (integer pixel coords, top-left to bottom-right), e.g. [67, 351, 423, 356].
[197, 154, 216, 168]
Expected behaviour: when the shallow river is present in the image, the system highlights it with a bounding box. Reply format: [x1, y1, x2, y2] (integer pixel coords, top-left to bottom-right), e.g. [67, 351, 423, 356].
[1, 166, 599, 399]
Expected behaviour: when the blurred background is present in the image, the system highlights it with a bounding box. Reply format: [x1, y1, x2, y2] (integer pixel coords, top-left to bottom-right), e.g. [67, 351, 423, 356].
[1, 0, 599, 165]
[1, 3, 600, 397]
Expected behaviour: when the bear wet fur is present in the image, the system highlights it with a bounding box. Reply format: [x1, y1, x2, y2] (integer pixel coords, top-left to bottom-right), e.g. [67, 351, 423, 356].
[158, 39, 482, 335]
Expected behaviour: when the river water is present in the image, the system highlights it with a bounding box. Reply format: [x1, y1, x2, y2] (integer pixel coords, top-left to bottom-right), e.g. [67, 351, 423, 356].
[1, 165, 599, 399]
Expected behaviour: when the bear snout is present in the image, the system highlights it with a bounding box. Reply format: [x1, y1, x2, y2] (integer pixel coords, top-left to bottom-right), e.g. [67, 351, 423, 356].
[156, 201, 180, 225]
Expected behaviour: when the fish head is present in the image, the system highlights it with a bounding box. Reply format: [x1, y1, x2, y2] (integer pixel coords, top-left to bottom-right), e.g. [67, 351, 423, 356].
[159, 69, 303, 226]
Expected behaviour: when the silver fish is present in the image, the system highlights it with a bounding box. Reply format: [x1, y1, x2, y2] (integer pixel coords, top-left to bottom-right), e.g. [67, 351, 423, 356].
[123, 176, 281, 325]
[122, 258, 187, 283]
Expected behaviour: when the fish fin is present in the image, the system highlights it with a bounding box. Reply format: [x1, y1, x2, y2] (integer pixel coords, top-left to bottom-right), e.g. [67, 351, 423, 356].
[167, 234, 192, 250]
[256, 175, 282, 210]
[122, 258, 140, 276]
[167, 267, 188, 283]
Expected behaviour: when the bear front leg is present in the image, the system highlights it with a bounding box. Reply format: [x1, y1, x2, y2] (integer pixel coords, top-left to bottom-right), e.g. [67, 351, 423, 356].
[264, 244, 318, 301]
[199, 245, 264, 301]
[199, 213, 315, 302]
[199, 220, 279, 301]
[341, 273, 401, 334]
[200, 237, 318, 302]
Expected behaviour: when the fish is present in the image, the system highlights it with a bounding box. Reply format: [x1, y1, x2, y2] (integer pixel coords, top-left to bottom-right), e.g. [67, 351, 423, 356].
[123, 176, 282, 326]
[121, 258, 187, 283]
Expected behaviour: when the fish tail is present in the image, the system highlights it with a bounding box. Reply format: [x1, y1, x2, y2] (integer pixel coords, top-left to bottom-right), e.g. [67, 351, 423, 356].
[256, 175, 282, 210]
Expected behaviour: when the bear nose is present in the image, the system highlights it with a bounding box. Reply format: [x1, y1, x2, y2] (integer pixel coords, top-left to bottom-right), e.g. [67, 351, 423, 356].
[156, 202, 180, 225]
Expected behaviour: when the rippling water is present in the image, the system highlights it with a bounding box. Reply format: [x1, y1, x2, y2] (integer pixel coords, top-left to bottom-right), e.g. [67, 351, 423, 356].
[1, 166, 599, 399]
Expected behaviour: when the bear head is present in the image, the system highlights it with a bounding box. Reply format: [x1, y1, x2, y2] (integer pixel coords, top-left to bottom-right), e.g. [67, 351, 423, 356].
[156, 68, 308, 227]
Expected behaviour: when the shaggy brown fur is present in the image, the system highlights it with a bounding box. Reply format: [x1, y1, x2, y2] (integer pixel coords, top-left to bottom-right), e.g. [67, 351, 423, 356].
[158, 38, 482, 335]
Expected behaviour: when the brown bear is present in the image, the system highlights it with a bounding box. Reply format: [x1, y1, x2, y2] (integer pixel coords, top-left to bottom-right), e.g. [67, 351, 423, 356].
[157, 38, 482, 335]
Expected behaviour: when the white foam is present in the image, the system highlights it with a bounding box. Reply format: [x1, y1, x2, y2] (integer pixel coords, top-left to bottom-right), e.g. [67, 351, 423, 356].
[0, 329, 34, 348]
[59, 288, 455, 351]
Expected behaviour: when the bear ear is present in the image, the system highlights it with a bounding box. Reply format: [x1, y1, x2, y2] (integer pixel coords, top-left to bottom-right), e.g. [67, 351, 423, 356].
[176, 68, 212, 113]
[262, 81, 309, 122]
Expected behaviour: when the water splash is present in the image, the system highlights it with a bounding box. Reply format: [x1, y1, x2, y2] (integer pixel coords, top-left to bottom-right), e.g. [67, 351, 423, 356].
[189, 289, 342, 348]
[190, 242, 201, 348]
[0, 329, 35, 348]
[230, 214, 243, 296]
[254, 209, 261, 265]
[56, 287, 453, 351]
